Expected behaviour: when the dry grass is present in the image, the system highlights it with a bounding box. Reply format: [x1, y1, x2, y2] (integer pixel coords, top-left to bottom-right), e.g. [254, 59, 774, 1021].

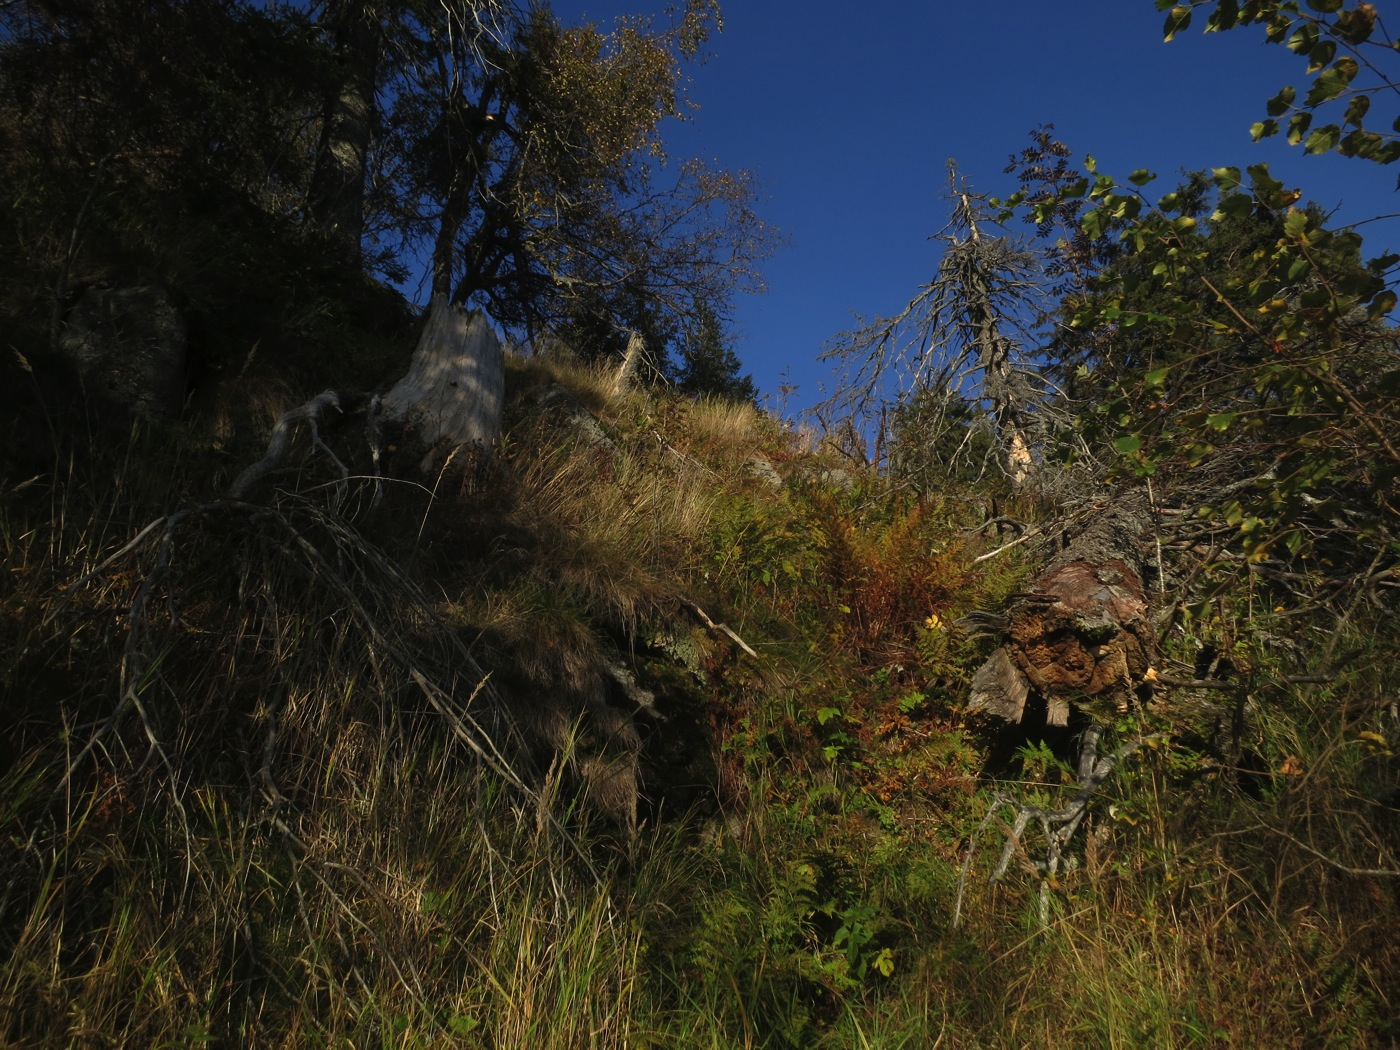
[3, 361, 1397, 1048]
[0, 356, 791, 1046]
[0, 414, 671, 1046]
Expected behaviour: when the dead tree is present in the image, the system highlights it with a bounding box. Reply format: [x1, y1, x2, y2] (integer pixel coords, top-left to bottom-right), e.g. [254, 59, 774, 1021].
[380, 296, 504, 475]
[818, 162, 1049, 485]
[955, 725, 1164, 927]
[611, 329, 647, 397]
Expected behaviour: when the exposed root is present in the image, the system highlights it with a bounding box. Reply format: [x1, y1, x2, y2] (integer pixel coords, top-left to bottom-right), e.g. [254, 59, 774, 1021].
[954, 726, 1164, 928]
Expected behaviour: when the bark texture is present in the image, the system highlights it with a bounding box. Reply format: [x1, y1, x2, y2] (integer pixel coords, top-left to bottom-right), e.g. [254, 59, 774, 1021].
[306, 1, 377, 266]
[611, 330, 647, 396]
[381, 297, 504, 473]
[964, 496, 1158, 725]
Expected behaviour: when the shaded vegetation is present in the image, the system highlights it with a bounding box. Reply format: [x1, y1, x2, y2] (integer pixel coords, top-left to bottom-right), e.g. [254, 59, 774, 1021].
[4, 345, 1397, 1045]
[2, 1, 1398, 1048]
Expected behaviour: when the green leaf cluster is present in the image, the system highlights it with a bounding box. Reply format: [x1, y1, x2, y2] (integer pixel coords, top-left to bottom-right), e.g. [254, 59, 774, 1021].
[1021, 152, 1400, 561]
[1163, 1, 1400, 164]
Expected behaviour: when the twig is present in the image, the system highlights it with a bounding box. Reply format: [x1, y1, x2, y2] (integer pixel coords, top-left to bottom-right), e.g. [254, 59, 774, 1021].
[228, 390, 368, 499]
[1261, 824, 1400, 878]
[972, 526, 1041, 564]
[680, 598, 759, 659]
[409, 670, 527, 793]
[59, 513, 171, 591]
[953, 728, 1166, 927]
[953, 794, 1011, 928]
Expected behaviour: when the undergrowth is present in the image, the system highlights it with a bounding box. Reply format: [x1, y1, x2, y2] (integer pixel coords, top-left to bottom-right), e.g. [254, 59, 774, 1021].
[1, 352, 1396, 1048]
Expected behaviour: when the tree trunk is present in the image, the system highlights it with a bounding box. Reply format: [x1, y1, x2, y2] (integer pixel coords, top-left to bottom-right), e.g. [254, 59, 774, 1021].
[381, 297, 504, 475]
[307, 1, 377, 267]
[963, 196, 1035, 487]
[963, 495, 1158, 726]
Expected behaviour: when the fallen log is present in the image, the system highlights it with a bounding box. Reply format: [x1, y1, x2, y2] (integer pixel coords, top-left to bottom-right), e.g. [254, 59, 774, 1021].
[961, 495, 1158, 726]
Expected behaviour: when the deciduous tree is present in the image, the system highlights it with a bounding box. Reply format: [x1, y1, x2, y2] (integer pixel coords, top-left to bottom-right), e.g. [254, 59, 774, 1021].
[372, 0, 772, 347]
[1159, 0, 1400, 166]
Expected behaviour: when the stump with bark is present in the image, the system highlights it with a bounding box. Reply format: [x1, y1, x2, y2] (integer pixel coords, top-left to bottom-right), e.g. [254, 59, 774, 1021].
[963, 496, 1159, 726]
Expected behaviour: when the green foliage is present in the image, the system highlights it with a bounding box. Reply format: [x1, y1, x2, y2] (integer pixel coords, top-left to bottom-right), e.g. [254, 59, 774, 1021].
[1004, 159, 1400, 565]
[1161, 0, 1400, 164]
[676, 302, 758, 402]
[0, 0, 772, 386]
[3, 325, 1398, 1046]
[885, 383, 998, 487]
[3, 5, 1400, 1044]
[376, 0, 773, 343]
[0, 0, 441, 398]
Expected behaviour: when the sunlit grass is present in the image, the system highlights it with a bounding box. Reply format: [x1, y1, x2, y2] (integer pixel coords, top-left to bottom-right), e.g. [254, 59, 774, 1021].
[1, 359, 1396, 1048]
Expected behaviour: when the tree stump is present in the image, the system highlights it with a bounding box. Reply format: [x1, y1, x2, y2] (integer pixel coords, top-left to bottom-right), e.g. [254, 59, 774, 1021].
[380, 296, 504, 474]
[611, 329, 647, 397]
[964, 497, 1158, 726]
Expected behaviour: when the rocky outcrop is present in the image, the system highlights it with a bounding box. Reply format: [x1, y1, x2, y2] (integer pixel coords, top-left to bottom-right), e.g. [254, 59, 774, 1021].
[527, 382, 618, 454]
[59, 285, 187, 420]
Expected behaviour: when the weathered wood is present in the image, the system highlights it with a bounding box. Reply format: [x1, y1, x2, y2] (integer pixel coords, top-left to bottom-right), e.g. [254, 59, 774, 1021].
[227, 389, 363, 500]
[381, 296, 504, 473]
[966, 647, 1032, 722]
[611, 329, 646, 397]
[964, 496, 1158, 725]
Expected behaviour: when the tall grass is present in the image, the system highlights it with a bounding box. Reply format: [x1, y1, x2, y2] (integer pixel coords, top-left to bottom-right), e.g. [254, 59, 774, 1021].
[2, 365, 1397, 1047]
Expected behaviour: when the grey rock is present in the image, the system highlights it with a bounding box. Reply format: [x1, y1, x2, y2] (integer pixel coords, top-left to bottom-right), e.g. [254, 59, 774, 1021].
[788, 463, 855, 491]
[530, 382, 617, 454]
[743, 454, 783, 488]
[59, 285, 187, 419]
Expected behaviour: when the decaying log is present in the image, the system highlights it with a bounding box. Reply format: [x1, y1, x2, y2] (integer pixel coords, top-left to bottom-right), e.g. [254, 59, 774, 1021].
[962, 495, 1158, 725]
[966, 648, 1031, 722]
[381, 296, 504, 473]
[228, 389, 369, 500]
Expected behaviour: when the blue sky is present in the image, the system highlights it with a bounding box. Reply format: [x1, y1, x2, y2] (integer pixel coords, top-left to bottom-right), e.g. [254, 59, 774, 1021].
[552, 0, 1400, 412]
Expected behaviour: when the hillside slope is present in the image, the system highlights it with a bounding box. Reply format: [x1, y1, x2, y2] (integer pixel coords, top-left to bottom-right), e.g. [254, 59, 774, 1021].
[2, 336, 1397, 1047]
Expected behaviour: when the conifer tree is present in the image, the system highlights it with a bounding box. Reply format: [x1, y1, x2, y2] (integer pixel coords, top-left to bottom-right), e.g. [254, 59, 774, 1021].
[676, 302, 756, 401]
